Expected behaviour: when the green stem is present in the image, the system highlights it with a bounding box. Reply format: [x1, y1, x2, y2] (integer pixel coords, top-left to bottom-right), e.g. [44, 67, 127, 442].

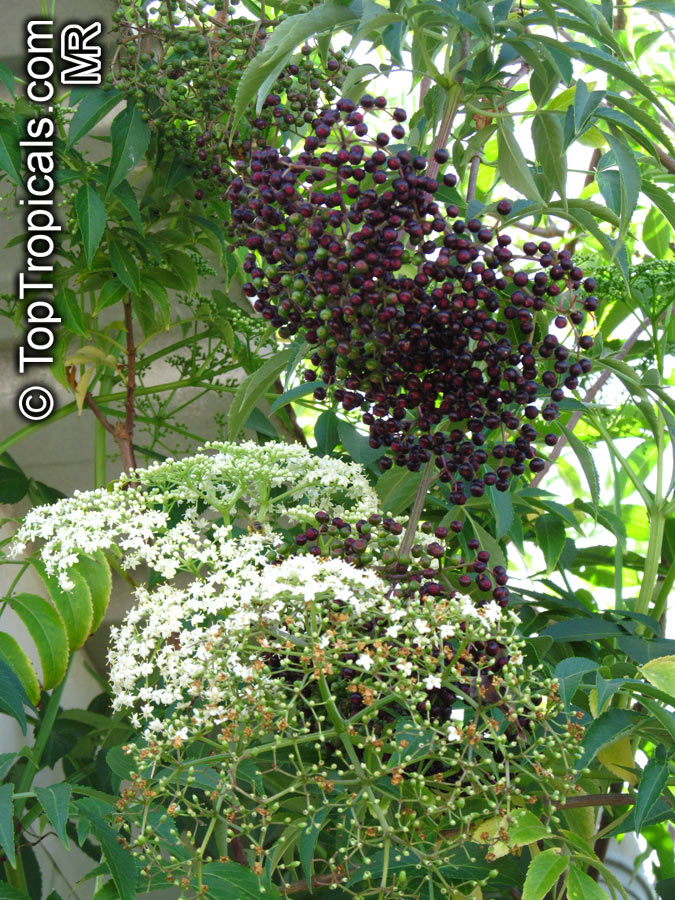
[379, 836, 391, 898]
[636, 511, 665, 618]
[636, 406, 665, 620]
[609, 453, 624, 609]
[308, 604, 391, 837]
[3, 858, 28, 892]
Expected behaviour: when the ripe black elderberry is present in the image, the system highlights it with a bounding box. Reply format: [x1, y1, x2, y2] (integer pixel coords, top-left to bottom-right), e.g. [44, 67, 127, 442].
[230, 99, 599, 497]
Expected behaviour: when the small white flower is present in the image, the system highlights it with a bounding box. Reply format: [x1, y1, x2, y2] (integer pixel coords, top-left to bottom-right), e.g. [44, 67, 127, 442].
[397, 660, 413, 676]
[356, 653, 373, 672]
[481, 601, 502, 623]
[446, 724, 461, 742]
[425, 674, 441, 691]
[459, 595, 478, 618]
[414, 617, 430, 634]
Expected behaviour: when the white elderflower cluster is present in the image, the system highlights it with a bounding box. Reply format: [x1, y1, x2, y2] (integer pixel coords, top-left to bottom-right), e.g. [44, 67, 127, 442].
[11, 441, 378, 588]
[108, 548, 390, 744]
[108, 539, 518, 749]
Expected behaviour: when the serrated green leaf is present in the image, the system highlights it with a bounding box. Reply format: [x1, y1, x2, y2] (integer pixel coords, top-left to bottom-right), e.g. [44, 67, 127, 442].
[34, 561, 93, 651]
[109, 239, 141, 296]
[606, 132, 641, 240]
[377, 466, 422, 516]
[0, 62, 16, 97]
[142, 276, 170, 330]
[488, 484, 514, 538]
[0, 634, 39, 707]
[466, 513, 507, 570]
[299, 807, 328, 882]
[54, 287, 89, 338]
[0, 752, 18, 782]
[269, 382, 316, 413]
[314, 409, 340, 456]
[543, 617, 622, 641]
[169, 250, 198, 294]
[112, 180, 143, 232]
[634, 749, 669, 834]
[532, 111, 566, 200]
[74, 552, 112, 634]
[641, 655, 675, 696]
[597, 168, 622, 216]
[77, 799, 137, 900]
[67, 88, 123, 149]
[642, 205, 671, 258]
[337, 418, 384, 466]
[535, 514, 566, 572]
[0, 466, 29, 504]
[0, 659, 32, 734]
[35, 784, 71, 849]
[106, 103, 150, 195]
[9, 593, 69, 690]
[554, 657, 598, 709]
[537, 39, 665, 111]
[0, 121, 21, 186]
[75, 184, 106, 264]
[642, 182, 675, 233]
[94, 280, 127, 314]
[164, 157, 192, 193]
[557, 423, 600, 513]
[577, 708, 640, 770]
[573, 81, 605, 134]
[0, 888, 31, 900]
[0, 783, 15, 867]
[228, 349, 294, 441]
[522, 849, 568, 900]
[497, 120, 543, 202]
[193, 862, 283, 899]
[567, 866, 611, 900]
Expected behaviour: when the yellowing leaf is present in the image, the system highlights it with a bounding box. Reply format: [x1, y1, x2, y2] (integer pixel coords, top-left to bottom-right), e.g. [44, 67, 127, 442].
[65, 345, 118, 368]
[597, 736, 637, 786]
[472, 809, 549, 859]
[75, 367, 95, 415]
[641, 655, 675, 697]
[577, 125, 607, 148]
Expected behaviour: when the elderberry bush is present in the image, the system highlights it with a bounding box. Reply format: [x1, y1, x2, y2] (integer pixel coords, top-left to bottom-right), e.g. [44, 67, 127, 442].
[110, 0, 353, 204]
[230, 97, 600, 500]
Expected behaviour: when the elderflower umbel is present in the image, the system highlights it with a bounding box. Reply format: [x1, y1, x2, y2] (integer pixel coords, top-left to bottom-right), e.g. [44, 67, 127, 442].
[11, 441, 378, 588]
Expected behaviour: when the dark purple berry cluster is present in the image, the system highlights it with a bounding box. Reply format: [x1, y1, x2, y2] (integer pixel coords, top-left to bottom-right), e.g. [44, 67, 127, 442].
[230, 98, 599, 497]
[288, 510, 510, 607]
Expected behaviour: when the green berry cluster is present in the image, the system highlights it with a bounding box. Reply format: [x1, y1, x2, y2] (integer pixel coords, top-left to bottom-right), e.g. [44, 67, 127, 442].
[109, 0, 357, 204]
